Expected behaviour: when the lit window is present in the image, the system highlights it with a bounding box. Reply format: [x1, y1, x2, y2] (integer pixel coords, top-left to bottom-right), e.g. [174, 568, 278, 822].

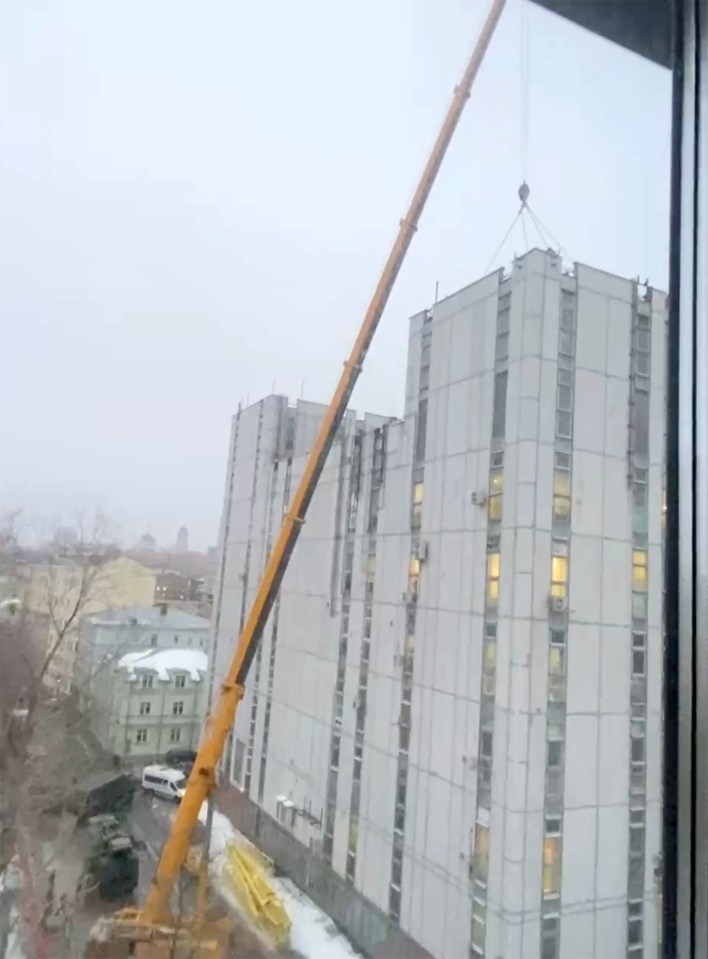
[487, 552, 500, 603]
[488, 471, 503, 521]
[553, 472, 571, 520]
[408, 554, 420, 597]
[549, 647, 564, 675]
[550, 555, 568, 598]
[473, 823, 490, 882]
[366, 554, 377, 581]
[542, 836, 562, 896]
[413, 481, 424, 506]
[632, 550, 648, 591]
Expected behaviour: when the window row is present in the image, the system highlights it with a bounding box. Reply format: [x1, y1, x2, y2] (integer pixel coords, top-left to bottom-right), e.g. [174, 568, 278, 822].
[135, 726, 183, 744]
[138, 700, 185, 715]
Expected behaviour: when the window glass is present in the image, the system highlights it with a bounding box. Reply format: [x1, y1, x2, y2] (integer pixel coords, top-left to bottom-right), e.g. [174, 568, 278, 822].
[553, 471, 571, 520]
[632, 550, 648, 591]
[488, 471, 503, 520]
[550, 555, 568, 598]
[543, 836, 562, 897]
[492, 372, 508, 438]
[473, 823, 490, 882]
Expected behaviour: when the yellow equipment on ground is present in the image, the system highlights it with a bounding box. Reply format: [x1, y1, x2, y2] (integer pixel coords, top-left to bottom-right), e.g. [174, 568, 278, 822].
[86, 2, 507, 955]
[222, 839, 291, 949]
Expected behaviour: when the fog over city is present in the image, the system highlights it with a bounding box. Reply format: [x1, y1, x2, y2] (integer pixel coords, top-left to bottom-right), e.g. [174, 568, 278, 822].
[0, 0, 668, 548]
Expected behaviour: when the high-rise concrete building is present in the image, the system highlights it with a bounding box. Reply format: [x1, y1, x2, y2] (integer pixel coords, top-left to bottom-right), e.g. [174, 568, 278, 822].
[176, 526, 189, 553]
[210, 249, 666, 959]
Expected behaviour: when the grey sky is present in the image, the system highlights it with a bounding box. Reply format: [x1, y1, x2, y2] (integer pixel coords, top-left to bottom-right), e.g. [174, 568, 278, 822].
[0, 1, 670, 550]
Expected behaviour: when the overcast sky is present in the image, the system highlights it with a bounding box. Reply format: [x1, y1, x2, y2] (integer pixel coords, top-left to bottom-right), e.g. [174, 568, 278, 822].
[0, 1, 670, 550]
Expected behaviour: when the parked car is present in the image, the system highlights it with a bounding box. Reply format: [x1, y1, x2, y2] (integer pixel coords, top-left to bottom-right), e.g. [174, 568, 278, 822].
[165, 747, 197, 770]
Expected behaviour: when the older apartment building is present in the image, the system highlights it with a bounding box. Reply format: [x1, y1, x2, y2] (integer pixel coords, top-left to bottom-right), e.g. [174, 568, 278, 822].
[86, 646, 208, 760]
[210, 249, 666, 959]
[74, 603, 210, 706]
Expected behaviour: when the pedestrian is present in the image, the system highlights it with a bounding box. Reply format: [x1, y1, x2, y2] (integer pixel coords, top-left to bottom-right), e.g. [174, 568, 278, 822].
[58, 892, 73, 943]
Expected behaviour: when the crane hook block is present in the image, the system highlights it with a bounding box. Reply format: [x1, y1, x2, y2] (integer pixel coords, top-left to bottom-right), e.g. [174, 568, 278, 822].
[518, 181, 530, 206]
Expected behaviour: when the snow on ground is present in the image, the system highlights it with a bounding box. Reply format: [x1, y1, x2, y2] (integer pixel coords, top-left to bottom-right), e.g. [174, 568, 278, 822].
[276, 878, 363, 959]
[118, 647, 207, 682]
[197, 804, 364, 959]
[1, 858, 28, 959]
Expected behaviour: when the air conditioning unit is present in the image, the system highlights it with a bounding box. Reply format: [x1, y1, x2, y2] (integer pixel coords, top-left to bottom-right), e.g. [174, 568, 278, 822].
[414, 540, 429, 562]
[471, 491, 488, 507]
[548, 595, 567, 613]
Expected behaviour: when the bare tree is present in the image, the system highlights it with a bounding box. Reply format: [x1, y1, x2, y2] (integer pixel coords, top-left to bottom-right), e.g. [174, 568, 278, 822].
[0, 513, 122, 873]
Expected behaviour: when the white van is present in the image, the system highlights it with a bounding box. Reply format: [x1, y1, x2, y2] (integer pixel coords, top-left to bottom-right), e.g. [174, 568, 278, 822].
[141, 765, 187, 802]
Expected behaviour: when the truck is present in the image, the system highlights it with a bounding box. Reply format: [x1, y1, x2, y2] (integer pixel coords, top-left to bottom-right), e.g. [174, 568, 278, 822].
[84, 814, 140, 902]
[67, 771, 136, 821]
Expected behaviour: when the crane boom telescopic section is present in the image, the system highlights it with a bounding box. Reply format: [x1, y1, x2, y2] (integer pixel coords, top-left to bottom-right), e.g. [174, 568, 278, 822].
[142, 0, 506, 924]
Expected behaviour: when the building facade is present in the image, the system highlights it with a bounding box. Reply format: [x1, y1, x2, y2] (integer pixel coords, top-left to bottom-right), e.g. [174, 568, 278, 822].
[86, 646, 208, 760]
[20, 556, 157, 695]
[74, 604, 210, 709]
[210, 249, 666, 959]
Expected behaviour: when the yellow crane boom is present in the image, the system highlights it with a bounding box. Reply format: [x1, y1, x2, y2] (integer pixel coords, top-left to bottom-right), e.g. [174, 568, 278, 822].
[100, 0, 506, 949]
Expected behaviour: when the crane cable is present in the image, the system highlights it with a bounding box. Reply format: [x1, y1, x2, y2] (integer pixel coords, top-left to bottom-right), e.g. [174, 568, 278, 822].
[526, 203, 574, 263]
[483, 0, 532, 273]
[483, 206, 523, 274]
[520, 0, 530, 184]
[483, 2, 573, 273]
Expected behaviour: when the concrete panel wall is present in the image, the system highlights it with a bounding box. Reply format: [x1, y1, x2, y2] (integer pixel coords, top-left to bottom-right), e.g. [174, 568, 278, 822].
[210, 251, 666, 959]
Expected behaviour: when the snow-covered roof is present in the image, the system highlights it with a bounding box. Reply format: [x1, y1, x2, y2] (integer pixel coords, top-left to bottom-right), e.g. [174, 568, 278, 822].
[118, 647, 207, 682]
